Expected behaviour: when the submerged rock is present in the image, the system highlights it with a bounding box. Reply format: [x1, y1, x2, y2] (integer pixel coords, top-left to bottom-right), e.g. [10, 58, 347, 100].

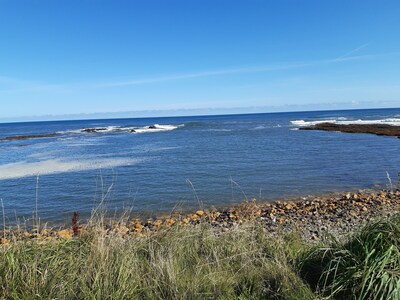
[81, 128, 107, 133]
[0, 133, 58, 141]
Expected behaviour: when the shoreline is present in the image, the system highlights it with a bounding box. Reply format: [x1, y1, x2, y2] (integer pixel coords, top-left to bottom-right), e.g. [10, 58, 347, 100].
[1, 188, 399, 244]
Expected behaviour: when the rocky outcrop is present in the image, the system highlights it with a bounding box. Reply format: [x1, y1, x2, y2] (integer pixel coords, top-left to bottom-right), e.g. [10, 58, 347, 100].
[300, 122, 400, 137]
[81, 128, 107, 133]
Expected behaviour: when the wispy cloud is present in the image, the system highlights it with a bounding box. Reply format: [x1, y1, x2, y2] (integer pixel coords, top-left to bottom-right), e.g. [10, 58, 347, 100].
[100, 50, 397, 88]
[333, 42, 371, 61]
[99, 62, 313, 87]
[1, 49, 398, 92]
[0, 76, 66, 93]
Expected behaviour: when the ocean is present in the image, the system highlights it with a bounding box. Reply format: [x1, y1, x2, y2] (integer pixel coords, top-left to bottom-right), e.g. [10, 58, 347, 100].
[1, 108, 400, 224]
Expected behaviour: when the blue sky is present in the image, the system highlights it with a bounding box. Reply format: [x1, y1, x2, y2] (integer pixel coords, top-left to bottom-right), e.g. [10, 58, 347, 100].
[0, 0, 400, 120]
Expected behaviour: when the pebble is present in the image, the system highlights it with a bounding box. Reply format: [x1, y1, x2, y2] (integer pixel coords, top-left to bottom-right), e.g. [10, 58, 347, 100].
[196, 210, 204, 216]
[57, 229, 73, 240]
[1, 189, 399, 244]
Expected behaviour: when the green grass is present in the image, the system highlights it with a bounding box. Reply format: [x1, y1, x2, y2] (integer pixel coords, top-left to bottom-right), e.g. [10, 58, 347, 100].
[300, 214, 400, 300]
[0, 215, 399, 299]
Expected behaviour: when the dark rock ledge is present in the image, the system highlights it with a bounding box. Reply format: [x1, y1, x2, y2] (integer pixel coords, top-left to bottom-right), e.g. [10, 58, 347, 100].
[0, 133, 59, 141]
[300, 122, 400, 137]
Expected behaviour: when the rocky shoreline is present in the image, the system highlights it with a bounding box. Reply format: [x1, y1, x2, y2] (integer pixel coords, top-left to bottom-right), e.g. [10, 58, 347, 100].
[300, 122, 400, 137]
[1, 189, 399, 245]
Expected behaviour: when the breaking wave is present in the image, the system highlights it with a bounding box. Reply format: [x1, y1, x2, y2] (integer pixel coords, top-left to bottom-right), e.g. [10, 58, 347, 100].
[59, 124, 183, 135]
[291, 118, 400, 127]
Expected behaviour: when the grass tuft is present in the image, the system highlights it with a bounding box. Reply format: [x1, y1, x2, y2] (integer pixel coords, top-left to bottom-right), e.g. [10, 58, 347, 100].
[300, 214, 400, 300]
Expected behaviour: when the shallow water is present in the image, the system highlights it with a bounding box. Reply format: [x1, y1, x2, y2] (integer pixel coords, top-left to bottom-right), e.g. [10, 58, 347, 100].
[1, 108, 400, 224]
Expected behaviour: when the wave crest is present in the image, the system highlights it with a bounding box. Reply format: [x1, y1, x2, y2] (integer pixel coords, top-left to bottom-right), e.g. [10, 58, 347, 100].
[60, 124, 183, 135]
[291, 118, 400, 127]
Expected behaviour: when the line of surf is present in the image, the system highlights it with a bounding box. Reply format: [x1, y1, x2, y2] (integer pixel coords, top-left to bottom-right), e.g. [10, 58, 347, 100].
[290, 118, 400, 127]
[59, 124, 184, 134]
[0, 124, 184, 142]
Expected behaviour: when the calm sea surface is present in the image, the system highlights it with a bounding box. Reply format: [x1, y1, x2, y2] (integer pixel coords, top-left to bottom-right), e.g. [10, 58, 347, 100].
[1, 108, 400, 224]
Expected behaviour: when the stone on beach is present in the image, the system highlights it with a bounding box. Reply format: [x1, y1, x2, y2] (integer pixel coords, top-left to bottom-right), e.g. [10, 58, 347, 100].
[2, 189, 399, 244]
[57, 229, 73, 240]
[0, 238, 10, 245]
[195, 210, 204, 216]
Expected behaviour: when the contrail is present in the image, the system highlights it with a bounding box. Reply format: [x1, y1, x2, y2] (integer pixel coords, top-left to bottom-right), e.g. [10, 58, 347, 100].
[101, 62, 313, 87]
[102, 48, 397, 88]
[334, 42, 371, 61]
[3, 47, 398, 92]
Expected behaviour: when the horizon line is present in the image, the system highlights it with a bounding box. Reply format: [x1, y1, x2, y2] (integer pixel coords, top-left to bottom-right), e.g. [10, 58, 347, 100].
[1, 105, 399, 125]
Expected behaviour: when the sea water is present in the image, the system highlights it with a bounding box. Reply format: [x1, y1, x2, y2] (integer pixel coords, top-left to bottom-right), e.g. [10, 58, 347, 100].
[1, 108, 400, 224]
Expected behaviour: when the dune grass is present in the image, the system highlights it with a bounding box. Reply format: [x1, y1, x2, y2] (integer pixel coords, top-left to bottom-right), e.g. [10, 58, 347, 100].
[300, 213, 400, 300]
[0, 214, 399, 299]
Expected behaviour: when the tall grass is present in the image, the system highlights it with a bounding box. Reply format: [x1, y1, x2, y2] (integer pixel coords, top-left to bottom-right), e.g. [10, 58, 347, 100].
[0, 222, 314, 299]
[300, 214, 400, 300]
[0, 214, 399, 299]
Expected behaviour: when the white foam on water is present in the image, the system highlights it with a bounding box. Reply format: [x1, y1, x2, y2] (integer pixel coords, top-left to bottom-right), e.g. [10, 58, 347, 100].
[290, 118, 400, 127]
[290, 120, 327, 126]
[144, 146, 181, 152]
[27, 150, 64, 159]
[0, 158, 138, 180]
[252, 125, 268, 130]
[57, 129, 83, 134]
[251, 125, 282, 130]
[132, 124, 183, 133]
[344, 118, 400, 125]
[58, 124, 183, 135]
[57, 137, 75, 141]
[57, 126, 118, 134]
[206, 129, 232, 132]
